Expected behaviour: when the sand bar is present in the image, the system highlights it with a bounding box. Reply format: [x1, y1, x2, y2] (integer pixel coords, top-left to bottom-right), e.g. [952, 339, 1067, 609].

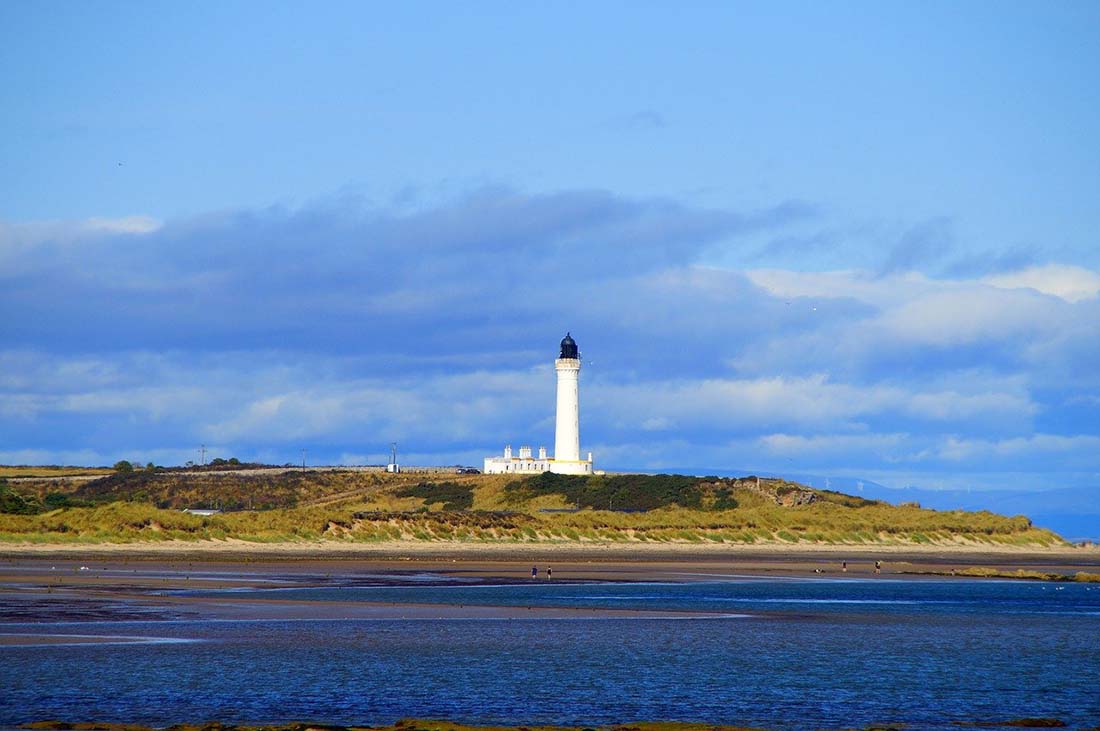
[0, 633, 188, 646]
[3, 538, 1099, 560]
[3, 548, 1098, 629]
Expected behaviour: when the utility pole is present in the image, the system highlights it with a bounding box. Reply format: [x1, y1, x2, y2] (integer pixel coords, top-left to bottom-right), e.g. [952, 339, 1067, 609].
[301, 449, 307, 469]
[387, 443, 400, 473]
[200, 445, 206, 466]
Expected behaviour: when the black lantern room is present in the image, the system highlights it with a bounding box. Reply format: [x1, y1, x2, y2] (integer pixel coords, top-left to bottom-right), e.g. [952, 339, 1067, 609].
[559, 332, 578, 359]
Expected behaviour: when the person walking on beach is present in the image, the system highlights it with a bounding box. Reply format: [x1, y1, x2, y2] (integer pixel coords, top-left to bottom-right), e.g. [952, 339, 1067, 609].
[546, 567, 552, 580]
[874, 560, 881, 574]
[842, 561, 847, 573]
[531, 565, 538, 579]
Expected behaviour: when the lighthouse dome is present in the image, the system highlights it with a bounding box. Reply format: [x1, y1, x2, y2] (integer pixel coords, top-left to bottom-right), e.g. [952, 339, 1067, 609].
[559, 332, 578, 359]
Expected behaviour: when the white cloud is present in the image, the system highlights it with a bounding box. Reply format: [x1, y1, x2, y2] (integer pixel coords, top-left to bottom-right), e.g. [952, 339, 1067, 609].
[904, 389, 1035, 421]
[984, 264, 1100, 303]
[0, 215, 162, 278]
[936, 434, 1100, 462]
[877, 286, 1060, 346]
[0, 215, 161, 249]
[745, 268, 934, 305]
[734, 264, 1098, 393]
[641, 417, 673, 431]
[82, 216, 163, 235]
[757, 432, 907, 455]
[1, 193, 1097, 495]
[5, 346, 1039, 454]
[592, 374, 1035, 433]
[748, 263, 1100, 308]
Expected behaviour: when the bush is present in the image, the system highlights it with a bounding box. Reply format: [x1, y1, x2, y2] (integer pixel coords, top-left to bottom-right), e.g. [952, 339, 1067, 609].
[0, 482, 41, 514]
[395, 481, 474, 510]
[505, 472, 706, 511]
[43, 492, 86, 510]
[713, 487, 739, 510]
[113, 460, 134, 473]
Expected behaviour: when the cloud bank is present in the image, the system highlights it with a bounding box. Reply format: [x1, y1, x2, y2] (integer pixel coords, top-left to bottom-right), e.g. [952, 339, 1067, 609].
[1, 188, 1097, 494]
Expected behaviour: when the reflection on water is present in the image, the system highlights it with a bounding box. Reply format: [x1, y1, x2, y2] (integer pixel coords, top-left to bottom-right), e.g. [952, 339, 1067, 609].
[2, 579, 1099, 730]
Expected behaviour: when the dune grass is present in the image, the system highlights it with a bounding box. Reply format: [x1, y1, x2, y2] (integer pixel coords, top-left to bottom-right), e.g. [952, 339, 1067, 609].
[0, 470, 1068, 547]
[0, 502, 1064, 547]
[950, 567, 1100, 582]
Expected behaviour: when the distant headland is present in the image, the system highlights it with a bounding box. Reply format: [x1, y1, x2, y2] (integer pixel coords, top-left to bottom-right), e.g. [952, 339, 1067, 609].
[0, 463, 1081, 552]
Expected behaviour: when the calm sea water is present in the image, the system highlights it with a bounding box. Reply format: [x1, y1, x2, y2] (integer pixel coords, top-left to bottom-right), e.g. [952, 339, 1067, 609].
[2, 577, 1099, 730]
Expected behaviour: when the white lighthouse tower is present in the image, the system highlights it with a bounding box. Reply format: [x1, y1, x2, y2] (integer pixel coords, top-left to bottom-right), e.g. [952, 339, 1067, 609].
[553, 333, 584, 470]
[483, 333, 594, 475]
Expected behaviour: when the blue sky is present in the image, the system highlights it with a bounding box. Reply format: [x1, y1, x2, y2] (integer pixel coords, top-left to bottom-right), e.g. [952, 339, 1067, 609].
[1, 2, 1098, 503]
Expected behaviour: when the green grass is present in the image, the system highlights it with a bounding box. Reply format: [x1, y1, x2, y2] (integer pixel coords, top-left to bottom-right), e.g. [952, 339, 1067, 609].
[0, 471, 1068, 547]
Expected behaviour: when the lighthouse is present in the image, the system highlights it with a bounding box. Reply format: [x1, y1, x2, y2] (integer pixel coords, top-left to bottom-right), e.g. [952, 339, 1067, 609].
[554, 333, 581, 463]
[483, 333, 595, 475]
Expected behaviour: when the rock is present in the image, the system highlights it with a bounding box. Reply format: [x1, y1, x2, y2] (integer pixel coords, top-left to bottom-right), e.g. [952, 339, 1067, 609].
[952, 719, 1067, 728]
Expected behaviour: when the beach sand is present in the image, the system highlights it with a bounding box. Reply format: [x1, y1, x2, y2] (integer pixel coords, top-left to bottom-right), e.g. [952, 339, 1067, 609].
[1, 545, 1098, 634]
[0, 553, 766, 642]
[3, 542, 1099, 585]
[2, 540, 1097, 646]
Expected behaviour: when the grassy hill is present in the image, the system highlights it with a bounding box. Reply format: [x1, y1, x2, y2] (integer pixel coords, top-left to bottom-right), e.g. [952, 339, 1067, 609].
[0, 467, 1066, 547]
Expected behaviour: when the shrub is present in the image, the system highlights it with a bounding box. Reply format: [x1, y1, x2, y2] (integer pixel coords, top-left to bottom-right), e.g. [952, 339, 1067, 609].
[395, 481, 474, 511]
[43, 492, 87, 510]
[0, 483, 41, 515]
[712, 487, 739, 510]
[504, 472, 705, 511]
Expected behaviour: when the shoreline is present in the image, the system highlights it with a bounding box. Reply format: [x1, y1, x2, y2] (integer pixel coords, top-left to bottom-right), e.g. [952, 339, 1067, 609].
[4, 545, 1098, 629]
[4, 550, 1100, 593]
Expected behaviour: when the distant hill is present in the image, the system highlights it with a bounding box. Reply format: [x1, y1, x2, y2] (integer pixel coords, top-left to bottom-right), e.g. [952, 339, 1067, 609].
[0, 467, 1067, 547]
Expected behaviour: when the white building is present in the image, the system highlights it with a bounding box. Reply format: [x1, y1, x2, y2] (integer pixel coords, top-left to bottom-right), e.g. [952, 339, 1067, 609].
[484, 333, 594, 475]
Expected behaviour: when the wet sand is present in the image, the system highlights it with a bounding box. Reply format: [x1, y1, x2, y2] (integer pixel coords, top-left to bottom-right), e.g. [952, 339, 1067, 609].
[0, 556, 768, 635]
[2, 548, 1099, 635]
[3, 540, 1099, 575]
[0, 592, 730, 645]
[0, 633, 184, 646]
[3, 548, 1099, 592]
